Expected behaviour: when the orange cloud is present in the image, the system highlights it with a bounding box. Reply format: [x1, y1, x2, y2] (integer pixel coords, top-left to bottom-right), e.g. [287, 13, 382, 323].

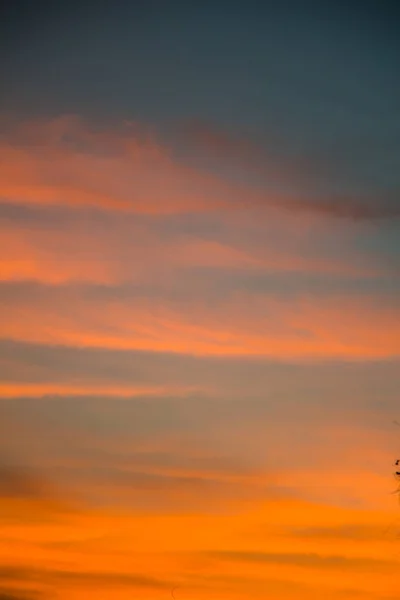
[0, 216, 263, 285]
[0, 382, 198, 400]
[2, 115, 396, 223]
[0, 115, 247, 215]
[0, 282, 398, 359]
[0, 209, 384, 287]
[0, 213, 244, 284]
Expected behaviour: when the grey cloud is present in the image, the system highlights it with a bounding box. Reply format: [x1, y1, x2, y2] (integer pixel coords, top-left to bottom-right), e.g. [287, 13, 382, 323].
[288, 523, 390, 541]
[39, 268, 398, 303]
[281, 191, 400, 221]
[0, 337, 399, 406]
[0, 274, 399, 338]
[0, 564, 171, 591]
[0, 592, 42, 600]
[177, 267, 400, 298]
[177, 120, 400, 221]
[0, 464, 50, 500]
[206, 550, 396, 570]
[0, 454, 79, 517]
[29, 464, 284, 514]
[1, 193, 398, 285]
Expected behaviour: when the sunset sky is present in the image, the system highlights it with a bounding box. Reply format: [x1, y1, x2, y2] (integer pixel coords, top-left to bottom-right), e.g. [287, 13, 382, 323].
[0, 1, 400, 599]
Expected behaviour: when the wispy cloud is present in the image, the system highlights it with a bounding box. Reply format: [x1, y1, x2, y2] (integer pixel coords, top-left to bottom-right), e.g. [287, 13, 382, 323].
[205, 549, 396, 570]
[0, 590, 42, 600]
[0, 564, 172, 597]
[1, 116, 399, 221]
[0, 279, 398, 358]
[0, 116, 237, 214]
[178, 119, 400, 220]
[0, 464, 51, 501]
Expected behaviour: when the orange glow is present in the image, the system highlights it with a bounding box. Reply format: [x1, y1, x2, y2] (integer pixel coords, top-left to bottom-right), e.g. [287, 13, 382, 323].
[0, 116, 399, 600]
[0, 496, 398, 599]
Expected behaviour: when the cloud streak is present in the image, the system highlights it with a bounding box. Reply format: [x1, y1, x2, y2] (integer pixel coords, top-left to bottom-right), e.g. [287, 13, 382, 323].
[1, 116, 399, 221]
[205, 550, 396, 570]
[178, 120, 400, 220]
[0, 280, 398, 358]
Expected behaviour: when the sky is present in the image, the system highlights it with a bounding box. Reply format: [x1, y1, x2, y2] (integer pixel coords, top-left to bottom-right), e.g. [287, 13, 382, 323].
[0, 1, 400, 599]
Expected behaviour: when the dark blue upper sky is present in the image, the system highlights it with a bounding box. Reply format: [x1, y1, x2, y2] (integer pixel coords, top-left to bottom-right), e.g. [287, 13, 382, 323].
[1, 0, 399, 209]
